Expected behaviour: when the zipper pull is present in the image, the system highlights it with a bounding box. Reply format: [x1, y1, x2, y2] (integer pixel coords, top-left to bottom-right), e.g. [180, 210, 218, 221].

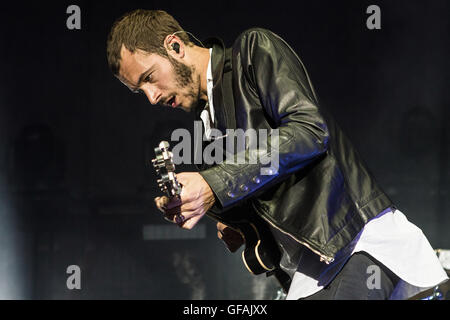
[320, 256, 335, 264]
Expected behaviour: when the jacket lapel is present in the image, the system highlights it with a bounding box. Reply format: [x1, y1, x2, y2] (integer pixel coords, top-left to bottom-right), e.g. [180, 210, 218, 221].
[203, 38, 236, 134]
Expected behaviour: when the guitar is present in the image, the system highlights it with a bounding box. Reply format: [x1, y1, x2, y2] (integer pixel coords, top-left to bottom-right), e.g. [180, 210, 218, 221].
[152, 140, 291, 293]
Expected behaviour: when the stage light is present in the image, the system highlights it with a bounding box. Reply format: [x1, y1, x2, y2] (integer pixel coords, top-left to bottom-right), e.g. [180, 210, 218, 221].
[0, 177, 31, 299]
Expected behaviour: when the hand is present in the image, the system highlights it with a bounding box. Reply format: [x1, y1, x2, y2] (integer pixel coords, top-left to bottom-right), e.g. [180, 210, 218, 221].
[154, 172, 215, 229]
[154, 195, 182, 222]
[216, 222, 245, 252]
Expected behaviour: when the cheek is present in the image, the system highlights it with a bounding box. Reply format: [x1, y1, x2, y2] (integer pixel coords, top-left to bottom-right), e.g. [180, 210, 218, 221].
[154, 68, 176, 91]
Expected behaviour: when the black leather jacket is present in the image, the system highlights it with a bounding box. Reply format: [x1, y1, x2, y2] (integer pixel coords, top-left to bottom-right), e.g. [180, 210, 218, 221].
[198, 28, 393, 263]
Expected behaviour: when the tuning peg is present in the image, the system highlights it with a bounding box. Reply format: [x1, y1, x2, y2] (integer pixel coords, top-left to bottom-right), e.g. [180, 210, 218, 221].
[159, 141, 170, 150]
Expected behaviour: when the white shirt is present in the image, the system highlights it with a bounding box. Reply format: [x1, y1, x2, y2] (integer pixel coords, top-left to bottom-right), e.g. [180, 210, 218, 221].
[199, 49, 214, 140]
[201, 49, 448, 300]
[279, 208, 448, 300]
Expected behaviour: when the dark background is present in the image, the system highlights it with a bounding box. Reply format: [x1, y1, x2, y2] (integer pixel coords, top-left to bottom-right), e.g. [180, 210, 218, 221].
[0, 0, 448, 299]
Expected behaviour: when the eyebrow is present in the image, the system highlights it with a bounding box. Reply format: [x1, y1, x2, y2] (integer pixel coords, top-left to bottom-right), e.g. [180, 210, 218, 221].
[131, 67, 154, 93]
[136, 68, 152, 90]
[119, 67, 153, 94]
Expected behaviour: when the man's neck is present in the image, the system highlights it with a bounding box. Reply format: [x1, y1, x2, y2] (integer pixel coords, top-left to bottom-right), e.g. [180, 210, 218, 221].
[186, 45, 210, 102]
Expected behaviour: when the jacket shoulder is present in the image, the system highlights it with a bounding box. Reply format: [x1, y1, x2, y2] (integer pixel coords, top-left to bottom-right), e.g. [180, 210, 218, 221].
[232, 27, 279, 49]
[235, 27, 274, 39]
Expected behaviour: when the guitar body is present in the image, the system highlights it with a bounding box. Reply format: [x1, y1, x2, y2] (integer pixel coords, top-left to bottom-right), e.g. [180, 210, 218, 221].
[236, 219, 280, 275]
[208, 206, 292, 292]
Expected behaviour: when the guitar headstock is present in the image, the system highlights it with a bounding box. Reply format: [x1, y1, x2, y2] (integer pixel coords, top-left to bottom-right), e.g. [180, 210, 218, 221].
[152, 141, 182, 198]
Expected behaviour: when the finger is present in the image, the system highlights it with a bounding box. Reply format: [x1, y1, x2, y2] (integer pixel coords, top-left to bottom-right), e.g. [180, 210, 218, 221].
[217, 222, 240, 235]
[180, 214, 203, 230]
[180, 202, 194, 212]
[166, 209, 197, 226]
[165, 205, 182, 217]
[175, 214, 187, 226]
[163, 205, 187, 224]
[178, 209, 198, 221]
[217, 222, 228, 232]
[163, 212, 188, 228]
[179, 184, 190, 203]
[155, 196, 182, 216]
[163, 214, 175, 223]
[175, 172, 188, 185]
[154, 197, 168, 212]
[156, 196, 169, 205]
[166, 197, 182, 210]
[179, 196, 211, 216]
[163, 212, 181, 225]
[154, 197, 160, 207]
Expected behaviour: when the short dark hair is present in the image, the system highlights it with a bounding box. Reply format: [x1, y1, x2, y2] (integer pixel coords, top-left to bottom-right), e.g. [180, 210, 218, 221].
[106, 9, 191, 75]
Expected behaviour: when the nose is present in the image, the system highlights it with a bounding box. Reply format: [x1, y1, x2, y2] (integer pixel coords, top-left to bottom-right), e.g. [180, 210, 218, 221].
[141, 84, 161, 105]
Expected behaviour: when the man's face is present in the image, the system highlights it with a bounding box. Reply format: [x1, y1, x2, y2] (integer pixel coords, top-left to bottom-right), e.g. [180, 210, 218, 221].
[118, 45, 201, 112]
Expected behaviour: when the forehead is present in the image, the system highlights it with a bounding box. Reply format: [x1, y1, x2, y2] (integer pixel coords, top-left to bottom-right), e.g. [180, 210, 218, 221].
[118, 45, 166, 86]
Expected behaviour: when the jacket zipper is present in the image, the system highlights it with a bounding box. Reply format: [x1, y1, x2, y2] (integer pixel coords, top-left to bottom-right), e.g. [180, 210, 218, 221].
[259, 214, 335, 264]
[207, 210, 335, 264]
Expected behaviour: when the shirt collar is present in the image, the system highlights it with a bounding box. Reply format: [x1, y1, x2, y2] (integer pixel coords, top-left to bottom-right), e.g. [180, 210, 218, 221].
[206, 48, 215, 124]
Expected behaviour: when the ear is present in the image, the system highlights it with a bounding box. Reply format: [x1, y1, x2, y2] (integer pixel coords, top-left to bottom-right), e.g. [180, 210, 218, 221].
[164, 34, 185, 58]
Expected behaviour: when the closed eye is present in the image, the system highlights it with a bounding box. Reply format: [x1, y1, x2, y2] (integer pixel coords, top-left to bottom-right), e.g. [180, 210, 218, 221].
[132, 88, 144, 94]
[144, 73, 153, 82]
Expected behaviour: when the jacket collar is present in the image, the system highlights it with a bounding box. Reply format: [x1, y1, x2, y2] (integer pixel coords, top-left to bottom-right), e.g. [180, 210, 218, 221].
[198, 37, 235, 134]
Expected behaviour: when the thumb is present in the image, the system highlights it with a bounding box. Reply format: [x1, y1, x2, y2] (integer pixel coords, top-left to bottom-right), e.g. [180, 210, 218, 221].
[176, 172, 196, 189]
[175, 172, 188, 185]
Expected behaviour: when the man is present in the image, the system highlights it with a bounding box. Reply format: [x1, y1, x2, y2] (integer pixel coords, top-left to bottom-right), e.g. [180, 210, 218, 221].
[106, 9, 448, 299]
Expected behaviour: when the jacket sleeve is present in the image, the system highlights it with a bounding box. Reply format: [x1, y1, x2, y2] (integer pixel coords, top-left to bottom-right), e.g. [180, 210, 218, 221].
[199, 28, 329, 211]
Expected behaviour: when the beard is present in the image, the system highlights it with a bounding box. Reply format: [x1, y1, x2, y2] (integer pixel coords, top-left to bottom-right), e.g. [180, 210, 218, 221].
[167, 55, 202, 111]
